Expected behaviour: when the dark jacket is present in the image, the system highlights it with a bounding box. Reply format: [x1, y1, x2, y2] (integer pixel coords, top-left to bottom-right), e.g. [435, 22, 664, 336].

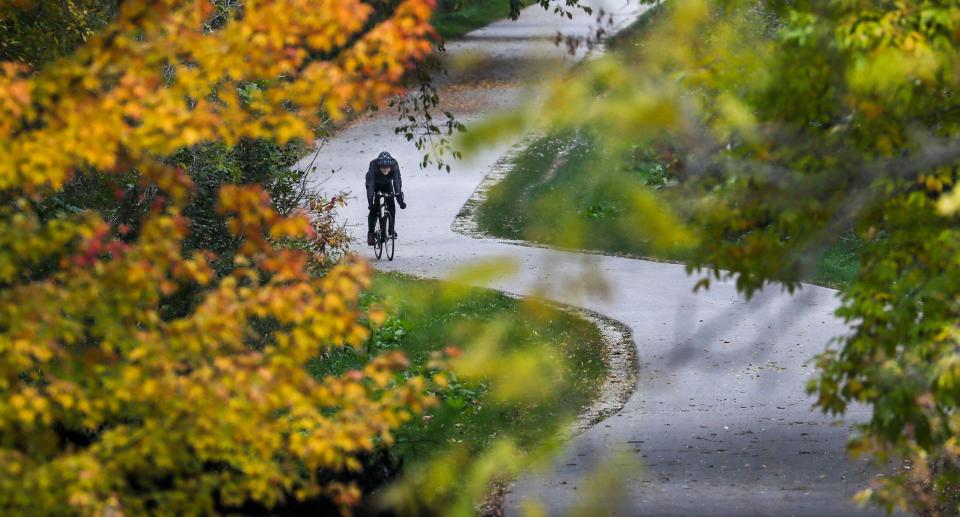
[365, 160, 402, 206]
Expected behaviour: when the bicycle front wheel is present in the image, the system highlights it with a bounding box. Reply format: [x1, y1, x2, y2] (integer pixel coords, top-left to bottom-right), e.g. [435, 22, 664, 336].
[385, 234, 395, 261]
[374, 215, 387, 260]
[373, 226, 383, 260]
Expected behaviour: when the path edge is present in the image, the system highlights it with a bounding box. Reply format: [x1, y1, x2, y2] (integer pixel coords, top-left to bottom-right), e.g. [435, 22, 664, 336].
[478, 296, 639, 517]
[504, 295, 640, 434]
[568, 305, 639, 432]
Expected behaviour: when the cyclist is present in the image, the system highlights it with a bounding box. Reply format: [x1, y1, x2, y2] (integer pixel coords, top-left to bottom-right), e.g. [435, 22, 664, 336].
[366, 151, 406, 245]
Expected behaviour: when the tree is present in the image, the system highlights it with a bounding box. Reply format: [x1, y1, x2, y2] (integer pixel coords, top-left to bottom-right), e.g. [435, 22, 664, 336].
[0, 0, 120, 66]
[512, 0, 960, 513]
[0, 0, 443, 513]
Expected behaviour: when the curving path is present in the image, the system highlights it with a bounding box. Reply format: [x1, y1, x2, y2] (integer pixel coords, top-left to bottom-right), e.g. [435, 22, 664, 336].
[302, 1, 881, 514]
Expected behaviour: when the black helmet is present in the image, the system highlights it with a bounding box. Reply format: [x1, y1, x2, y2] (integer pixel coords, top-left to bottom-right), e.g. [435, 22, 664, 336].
[375, 151, 397, 168]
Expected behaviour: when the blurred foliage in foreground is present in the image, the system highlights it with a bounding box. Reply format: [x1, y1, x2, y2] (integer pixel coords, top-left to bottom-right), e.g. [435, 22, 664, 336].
[475, 3, 858, 288]
[466, 0, 960, 512]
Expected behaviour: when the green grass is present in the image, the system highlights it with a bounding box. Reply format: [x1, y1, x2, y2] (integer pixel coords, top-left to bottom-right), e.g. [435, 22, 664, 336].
[308, 271, 608, 462]
[476, 126, 864, 287]
[432, 1, 516, 40]
[476, 129, 683, 259]
[811, 231, 863, 288]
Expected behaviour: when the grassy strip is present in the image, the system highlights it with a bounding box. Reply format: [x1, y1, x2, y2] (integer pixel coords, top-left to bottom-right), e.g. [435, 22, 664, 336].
[474, 129, 685, 259]
[309, 271, 608, 463]
[432, 1, 515, 40]
[475, 125, 863, 287]
[472, 3, 863, 287]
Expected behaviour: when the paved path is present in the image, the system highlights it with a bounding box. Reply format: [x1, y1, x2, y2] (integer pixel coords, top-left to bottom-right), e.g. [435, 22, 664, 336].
[303, 1, 880, 514]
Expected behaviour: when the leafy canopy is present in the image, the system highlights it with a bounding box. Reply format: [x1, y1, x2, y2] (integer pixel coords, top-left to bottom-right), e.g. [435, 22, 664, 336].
[0, 0, 443, 513]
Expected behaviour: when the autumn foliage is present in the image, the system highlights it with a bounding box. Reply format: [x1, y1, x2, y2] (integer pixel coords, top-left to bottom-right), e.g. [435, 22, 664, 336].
[0, 0, 441, 513]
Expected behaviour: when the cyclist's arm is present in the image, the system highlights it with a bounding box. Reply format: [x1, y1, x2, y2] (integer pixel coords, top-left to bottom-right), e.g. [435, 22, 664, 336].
[365, 166, 375, 205]
[392, 163, 402, 196]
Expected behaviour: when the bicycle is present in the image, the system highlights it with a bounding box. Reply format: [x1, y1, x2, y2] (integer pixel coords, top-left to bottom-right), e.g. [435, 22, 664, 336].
[370, 192, 396, 261]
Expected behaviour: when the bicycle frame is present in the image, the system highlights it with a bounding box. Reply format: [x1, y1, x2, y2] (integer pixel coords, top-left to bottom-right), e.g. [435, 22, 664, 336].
[371, 192, 397, 260]
[373, 192, 396, 240]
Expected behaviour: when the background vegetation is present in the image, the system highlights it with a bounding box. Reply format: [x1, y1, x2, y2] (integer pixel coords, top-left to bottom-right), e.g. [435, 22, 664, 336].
[433, 0, 516, 39]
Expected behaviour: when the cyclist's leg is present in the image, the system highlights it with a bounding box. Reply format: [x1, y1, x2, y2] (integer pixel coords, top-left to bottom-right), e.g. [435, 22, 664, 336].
[367, 197, 380, 243]
[386, 197, 397, 237]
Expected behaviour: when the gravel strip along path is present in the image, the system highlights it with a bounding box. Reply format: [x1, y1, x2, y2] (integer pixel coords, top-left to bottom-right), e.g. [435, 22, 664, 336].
[302, 1, 882, 515]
